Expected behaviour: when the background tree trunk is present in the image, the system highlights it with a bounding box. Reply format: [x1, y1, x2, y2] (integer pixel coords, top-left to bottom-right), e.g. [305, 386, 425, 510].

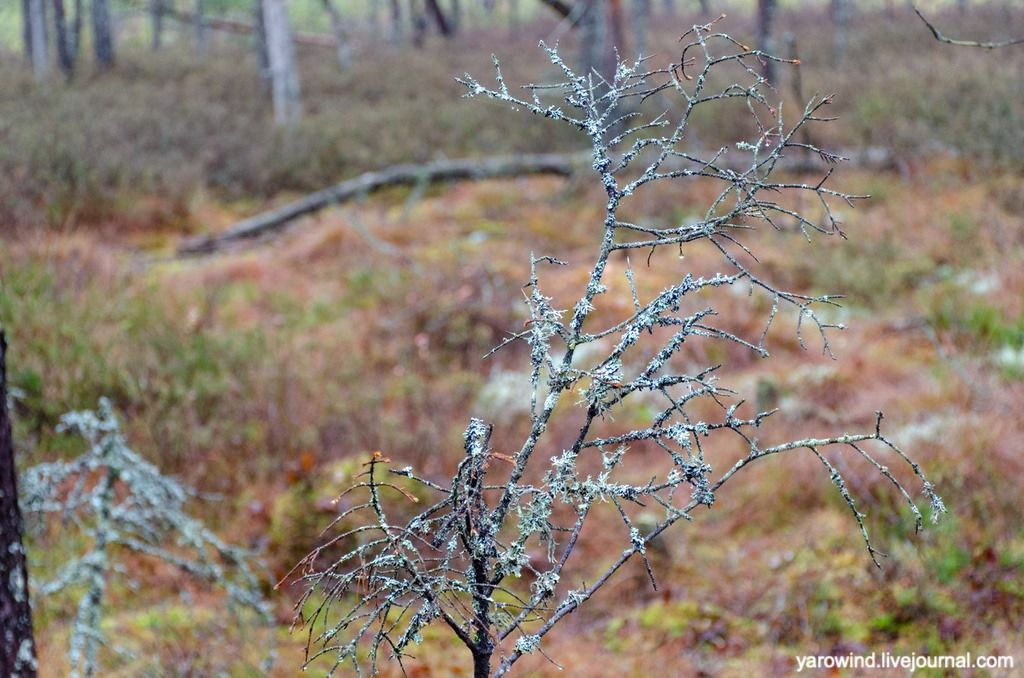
[449, 0, 461, 33]
[53, 0, 76, 75]
[409, 0, 427, 48]
[0, 332, 38, 678]
[150, 0, 165, 50]
[322, 0, 352, 69]
[631, 0, 650, 58]
[508, 0, 520, 32]
[195, 0, 208, 57]
[262, 0, 302, 127]
[539, 0, 575, 20]
[830, 0, 850, 63]
[70, 0, 82, 61]
[424, 0, 453, 36]
[28, 0, 49, 80]
[756, 0, 776, 84]
[608, 0, 627, 57]
[22, 0, 33, 63]
[388, 0, 402, 45]
[92, 0, 114, 69]
[254, 0, 270, 85]
[579, 0, 609, 81]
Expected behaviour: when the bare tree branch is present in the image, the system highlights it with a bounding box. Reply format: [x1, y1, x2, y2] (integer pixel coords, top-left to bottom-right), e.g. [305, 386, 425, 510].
[290, 22, 945, 677]
[913, 4, 1024, 49]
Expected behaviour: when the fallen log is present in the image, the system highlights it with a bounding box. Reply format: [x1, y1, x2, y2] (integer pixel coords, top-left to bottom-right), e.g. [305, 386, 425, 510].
[178, 154, 581, 255]
[177, 146, 894, 256]
[163, 8, 337, 48]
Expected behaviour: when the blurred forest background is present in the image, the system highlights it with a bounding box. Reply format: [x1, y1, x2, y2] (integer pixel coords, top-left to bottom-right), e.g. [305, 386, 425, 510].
[1, 0, 1023, 675]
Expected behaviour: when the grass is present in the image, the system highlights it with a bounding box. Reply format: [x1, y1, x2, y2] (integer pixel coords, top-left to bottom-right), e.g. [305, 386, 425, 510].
[3, 3, 1023, 232]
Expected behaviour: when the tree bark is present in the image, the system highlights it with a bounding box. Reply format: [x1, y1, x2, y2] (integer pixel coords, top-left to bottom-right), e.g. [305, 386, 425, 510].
[579, 0, 610, 81]
[508, 0, 520, 31]
[388, 0, 402, 45]
[150, 0, 165, 50]
[322, 0, 352, 69]
[830, 0, 850, 63]
[539, 0, 573, 18]
[53, 0, 75, 75]
[409, 0, 427, 48]
[472, 650, 492, 678]
[262, 0, 302, 128]
[22, 0, 33, 63]
[756, 0, 776, 84]
[631, 0, 650, 58]
[195, 0, 208, 57]
[28, 0, 49, 80]
[92, 0, 114, 69]
[449, 0, 462, 33]
[608, 0, 627, 57]
[254, 0, 271, 85]
[424, 0, 453, 36]
[178, 153, 581, 255]
[0, 331, 38, 678]
[540, 0, 592, 30]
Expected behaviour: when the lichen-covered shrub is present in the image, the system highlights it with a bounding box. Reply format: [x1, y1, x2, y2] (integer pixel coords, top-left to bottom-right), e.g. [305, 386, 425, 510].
[290, 21, 944, 678]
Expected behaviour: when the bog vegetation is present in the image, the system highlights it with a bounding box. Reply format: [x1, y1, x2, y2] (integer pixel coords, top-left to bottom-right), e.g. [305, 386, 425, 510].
[1, 1, 1023, 676]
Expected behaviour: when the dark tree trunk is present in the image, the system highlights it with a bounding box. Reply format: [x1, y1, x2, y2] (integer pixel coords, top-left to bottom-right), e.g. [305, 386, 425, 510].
[53, 0, 74, 75]
[22, 0, 33, 62]
[467, 423, 494, 678]
[70, 0, 82, 60]
[539, 0, 575, 19]
[195, 0, 208, 56]
[92, 0, 114, 68]
[472, 649, 492, 678]
[254, 0, 271, 85]
[150, 0, 165, 49]
[424, 0, 453, 36]
[409, 0, 427, 48]
[0, 332, 38, 678]
[756, 0, 776, 84]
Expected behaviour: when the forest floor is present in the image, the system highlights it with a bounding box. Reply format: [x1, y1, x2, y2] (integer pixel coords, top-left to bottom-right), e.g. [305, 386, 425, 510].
[1, 5, 1023, 676]
[8, 159, 1024, 676]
